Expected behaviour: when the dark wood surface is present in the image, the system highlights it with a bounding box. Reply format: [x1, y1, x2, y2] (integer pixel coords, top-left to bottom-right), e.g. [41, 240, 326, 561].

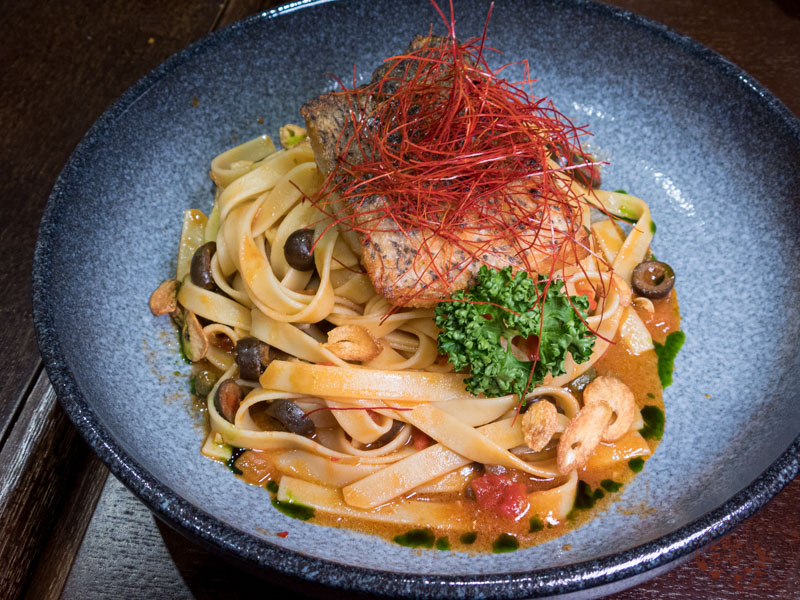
[0, 1, 798, 599]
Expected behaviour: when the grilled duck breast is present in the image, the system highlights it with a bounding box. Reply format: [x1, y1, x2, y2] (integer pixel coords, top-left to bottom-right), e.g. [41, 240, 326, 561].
[300, 36, 589, 307]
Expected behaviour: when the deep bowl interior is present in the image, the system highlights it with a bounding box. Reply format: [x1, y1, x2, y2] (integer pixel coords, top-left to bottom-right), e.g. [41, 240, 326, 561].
[34, 0, 800, 596]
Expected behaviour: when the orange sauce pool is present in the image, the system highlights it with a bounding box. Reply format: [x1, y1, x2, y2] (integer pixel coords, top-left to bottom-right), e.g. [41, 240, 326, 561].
[207, 290, 681, 553]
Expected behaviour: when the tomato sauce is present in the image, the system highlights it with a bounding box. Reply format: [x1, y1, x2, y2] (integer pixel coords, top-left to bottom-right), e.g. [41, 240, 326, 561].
[211, 289, 681, 553]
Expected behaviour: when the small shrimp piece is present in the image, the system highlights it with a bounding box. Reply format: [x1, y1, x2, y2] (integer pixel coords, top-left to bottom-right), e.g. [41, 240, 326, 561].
[323, 325, 382, 362]
[582, 375, 636, 442]
[557, 403, 613, 474]
[522, 400, 558, 452]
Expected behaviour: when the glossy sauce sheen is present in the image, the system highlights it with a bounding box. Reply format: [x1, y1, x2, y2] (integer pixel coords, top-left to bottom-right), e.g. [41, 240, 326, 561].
[223, 290, 681, 553]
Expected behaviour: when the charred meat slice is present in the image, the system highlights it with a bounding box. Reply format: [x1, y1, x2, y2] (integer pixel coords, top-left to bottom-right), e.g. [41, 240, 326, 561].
[300, 36, 589, 307]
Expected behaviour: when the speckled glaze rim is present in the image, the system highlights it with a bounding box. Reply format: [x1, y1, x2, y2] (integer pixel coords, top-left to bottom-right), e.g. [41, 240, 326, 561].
[33, 0, 800, 597]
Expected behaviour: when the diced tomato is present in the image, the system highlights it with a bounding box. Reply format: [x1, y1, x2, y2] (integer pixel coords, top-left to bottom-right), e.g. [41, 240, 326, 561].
[412, 428, 434, 450]
[573, 282, 598, 312]
[469, 473, 530, 520]
[235, 450, 273, 485]
[277, 531, 289, 538]
[497, 481, 529, 520]
[471, 474, 506, 507]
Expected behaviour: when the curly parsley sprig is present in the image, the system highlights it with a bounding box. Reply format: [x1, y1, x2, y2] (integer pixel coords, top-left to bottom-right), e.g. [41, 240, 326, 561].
[434, 266, 595, 399]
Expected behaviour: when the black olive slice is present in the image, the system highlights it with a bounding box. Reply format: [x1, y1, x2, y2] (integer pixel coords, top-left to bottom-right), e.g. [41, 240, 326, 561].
[267, 399, 314, 436]
[190, 242, 216, 290]
[215, 380, 242, 424]
[631, 260, 675, 299]
[235, 337, 271, 381]
[374, 420, 404, 447]
[284, 229, 315, 271]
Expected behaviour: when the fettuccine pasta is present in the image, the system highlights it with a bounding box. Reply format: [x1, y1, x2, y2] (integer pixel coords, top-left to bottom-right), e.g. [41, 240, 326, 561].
[150, 26, 682, 552]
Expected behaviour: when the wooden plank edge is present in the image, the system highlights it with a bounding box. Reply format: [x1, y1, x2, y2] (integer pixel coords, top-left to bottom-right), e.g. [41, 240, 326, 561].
[24, 451, 108, 600]
[0, 372, 105, 600]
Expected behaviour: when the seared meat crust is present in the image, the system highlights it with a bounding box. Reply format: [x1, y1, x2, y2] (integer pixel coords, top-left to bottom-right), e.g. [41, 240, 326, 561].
[300, 37, 588, 307]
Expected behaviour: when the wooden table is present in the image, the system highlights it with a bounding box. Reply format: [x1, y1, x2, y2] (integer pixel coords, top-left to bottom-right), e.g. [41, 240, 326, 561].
[2, 1, 799, 598]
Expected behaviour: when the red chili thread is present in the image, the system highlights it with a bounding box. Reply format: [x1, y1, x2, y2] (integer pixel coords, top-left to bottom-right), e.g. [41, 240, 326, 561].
[310, 0, 609, 311]
[304, 1, 620, 409]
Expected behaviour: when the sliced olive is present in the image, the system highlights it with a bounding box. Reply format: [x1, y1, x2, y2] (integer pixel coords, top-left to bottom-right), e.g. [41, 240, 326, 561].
[284, 229, 315, 271]
[374, 420, 404, 447]
[235, 337, 271, 381]
[631, 260, 675, 299]
[193, 369, 218, 397]
[266, 399, 314, 436]
[215, 380, 242, 423]
[190, 242, 216, 290]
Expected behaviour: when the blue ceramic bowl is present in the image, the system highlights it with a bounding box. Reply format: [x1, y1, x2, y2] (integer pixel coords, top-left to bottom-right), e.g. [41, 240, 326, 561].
[33, 0, 800, 597]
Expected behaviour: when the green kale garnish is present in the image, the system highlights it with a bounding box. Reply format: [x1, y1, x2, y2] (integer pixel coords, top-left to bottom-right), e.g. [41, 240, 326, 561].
[434, 266, 595, 399]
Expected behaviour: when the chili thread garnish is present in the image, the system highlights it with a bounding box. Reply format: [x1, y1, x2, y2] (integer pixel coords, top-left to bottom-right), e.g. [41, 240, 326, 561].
[310, 0, 608, 309]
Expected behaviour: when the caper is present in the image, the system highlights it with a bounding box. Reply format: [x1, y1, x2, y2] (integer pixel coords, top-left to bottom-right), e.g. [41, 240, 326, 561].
[193, 369, 218, 397]
[214, 380, 242, 424]
[190, 242, 216, 290]
[266, 399, 314, 436]
[235, 337, 271, 381]
[631, 260, 675, 299]
[283, 229, 315, 271]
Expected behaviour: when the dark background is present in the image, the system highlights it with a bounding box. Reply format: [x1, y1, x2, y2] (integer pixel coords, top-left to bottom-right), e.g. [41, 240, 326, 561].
[1, 1, 798, 598]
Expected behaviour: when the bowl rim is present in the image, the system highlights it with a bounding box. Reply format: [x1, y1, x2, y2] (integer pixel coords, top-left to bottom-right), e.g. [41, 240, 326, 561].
[32, 0, 800, 597]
